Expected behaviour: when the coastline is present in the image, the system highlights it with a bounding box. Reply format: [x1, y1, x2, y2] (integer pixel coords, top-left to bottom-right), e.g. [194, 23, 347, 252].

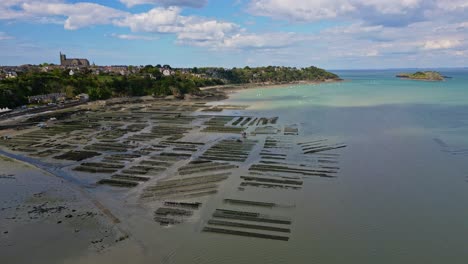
[396, 76, 445, 82]
[200, 79, 343, 96]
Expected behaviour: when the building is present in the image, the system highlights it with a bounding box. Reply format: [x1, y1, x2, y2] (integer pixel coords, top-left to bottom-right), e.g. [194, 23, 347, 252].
[60, 52, 90, 67]
[162, 69, 173, 76]
[76, 93, 89, 102]
[5, 71, 17, 78]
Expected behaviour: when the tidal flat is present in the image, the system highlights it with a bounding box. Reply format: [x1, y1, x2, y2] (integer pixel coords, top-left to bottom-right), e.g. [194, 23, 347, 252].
[0, 94, 341, 264]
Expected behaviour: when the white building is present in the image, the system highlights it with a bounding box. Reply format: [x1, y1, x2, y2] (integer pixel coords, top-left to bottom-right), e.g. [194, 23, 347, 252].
[6, 71, 17, 78]
[76, 93, 89, 101]
[162, 69, 172, 76]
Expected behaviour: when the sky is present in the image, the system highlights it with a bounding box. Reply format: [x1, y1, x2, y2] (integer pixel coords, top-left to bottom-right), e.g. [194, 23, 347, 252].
[0, 0, 467, 69]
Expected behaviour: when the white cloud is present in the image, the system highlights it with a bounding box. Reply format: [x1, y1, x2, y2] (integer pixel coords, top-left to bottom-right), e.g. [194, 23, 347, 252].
[254, 19, 466, 68]
[115, 7, 243, 47]
[247, 0, 467, 26]
[21, 2, 127, 30]
[176, 32, 299, 49]
[365, 50, 379, 57]
[120, 0, 207, 8]
[0, 0, 62, 20]
[217, 33, 300, 49]
[248, 0, 355, 21]
[116, 7, 240, 39]
[435, 0, 468, 11]
[110, 33, 159, 41]
[355, 0, 422, 15]
[324, 23, 383, 34]
[115, 7, 183, 33]
[175, 18, 240, 42]
[423, 39, 462, 50]
[116, 7, 301, 50]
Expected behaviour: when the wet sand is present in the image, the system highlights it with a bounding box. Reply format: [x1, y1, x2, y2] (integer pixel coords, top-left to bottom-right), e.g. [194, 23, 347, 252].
[0, 95, 334, 263]
[0, 156, 125, 264]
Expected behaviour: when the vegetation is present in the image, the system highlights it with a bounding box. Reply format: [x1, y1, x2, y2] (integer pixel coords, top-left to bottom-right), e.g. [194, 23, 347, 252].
[194, 66, 340, 84]
[0, 65, 339, 108]
[396, 71, 444, 81]
[0, 67, 221, 108]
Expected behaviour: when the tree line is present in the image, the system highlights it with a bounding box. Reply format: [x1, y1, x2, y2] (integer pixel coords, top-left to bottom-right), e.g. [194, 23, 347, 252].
[0, 65, 339, 108]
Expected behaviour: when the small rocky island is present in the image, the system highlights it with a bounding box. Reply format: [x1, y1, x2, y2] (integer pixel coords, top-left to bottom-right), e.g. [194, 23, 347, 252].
[396, 71, 445, 81]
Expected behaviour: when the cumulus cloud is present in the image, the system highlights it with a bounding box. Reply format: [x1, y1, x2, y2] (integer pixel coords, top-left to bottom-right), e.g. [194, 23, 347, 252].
[21, 2, 127, 30]
[175, 18, 240, 42]
[1, 1, 127, 29]
[120, 0, 207, 8]
[115, 7, 181, 32]
[115, 6, 300, 50]
[115, 7, 249, 48]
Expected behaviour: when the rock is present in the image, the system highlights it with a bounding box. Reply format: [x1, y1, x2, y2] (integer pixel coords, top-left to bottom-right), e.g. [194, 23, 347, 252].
[396, 71, 444, 81]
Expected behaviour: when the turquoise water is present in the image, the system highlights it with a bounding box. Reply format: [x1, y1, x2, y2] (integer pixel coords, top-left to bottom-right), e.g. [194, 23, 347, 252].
[183, 69, 468, 264]
[228, 69, 468, 108]
[226, 69, 468, 148]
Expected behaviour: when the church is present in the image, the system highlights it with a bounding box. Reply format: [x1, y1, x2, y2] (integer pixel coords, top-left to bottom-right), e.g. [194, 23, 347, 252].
[60, 52, 90, 67]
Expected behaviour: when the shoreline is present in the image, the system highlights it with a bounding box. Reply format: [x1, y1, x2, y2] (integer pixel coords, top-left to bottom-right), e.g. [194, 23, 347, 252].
[396, 76, 445, 82]
[0, 80, 341, 122]
[200, 79, 344, 96]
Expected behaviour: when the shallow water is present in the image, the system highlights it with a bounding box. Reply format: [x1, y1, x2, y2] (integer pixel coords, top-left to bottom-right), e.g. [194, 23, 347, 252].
[176, 69, 468, 264]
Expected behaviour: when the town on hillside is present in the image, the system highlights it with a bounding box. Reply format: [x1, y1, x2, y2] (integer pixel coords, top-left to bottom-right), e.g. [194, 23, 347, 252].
[0, 52, 340, 118]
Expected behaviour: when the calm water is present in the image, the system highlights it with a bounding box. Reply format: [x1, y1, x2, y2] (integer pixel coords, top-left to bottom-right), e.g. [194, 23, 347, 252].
[164, 69, 468, 264]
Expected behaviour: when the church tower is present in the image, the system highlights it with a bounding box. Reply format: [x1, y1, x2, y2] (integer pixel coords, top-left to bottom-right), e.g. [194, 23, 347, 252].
[60, 52, 66, 65]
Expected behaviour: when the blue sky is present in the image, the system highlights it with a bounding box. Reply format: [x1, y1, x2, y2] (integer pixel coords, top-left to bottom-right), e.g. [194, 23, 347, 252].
[0, 0, 467, 69]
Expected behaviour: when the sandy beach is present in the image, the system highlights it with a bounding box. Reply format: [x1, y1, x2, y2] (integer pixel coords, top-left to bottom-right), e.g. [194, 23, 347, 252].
[200, 79, 343, 94]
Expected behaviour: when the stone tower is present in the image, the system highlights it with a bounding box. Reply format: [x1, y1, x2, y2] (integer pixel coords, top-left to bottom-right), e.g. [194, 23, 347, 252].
[60, 52, 66, 65]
